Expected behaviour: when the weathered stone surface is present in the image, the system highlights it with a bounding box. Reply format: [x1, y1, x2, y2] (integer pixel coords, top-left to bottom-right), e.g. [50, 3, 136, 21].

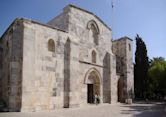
[0, 4, 133, 112]
[112, 37, 134, 102]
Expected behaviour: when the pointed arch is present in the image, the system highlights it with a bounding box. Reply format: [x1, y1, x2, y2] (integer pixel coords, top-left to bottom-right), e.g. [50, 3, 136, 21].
[87, 20, 100, 45]
[84, 68, 102, 84]
[87, 20, 100, 34]
[84, 68, 101, 103]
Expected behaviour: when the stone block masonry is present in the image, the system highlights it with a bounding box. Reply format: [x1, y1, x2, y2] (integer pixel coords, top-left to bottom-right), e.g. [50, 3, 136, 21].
[0, 4, 134, 112]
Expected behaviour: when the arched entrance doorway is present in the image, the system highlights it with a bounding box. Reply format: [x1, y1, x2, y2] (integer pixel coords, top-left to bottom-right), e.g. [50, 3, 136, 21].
[85, 69, 101, 104]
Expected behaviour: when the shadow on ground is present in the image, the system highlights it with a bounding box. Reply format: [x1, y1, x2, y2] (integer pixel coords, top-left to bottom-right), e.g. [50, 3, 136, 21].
[120, 101, 166, 117]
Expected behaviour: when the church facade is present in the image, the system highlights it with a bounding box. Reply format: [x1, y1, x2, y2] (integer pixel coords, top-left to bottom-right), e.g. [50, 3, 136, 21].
[0, 4, 134, 112]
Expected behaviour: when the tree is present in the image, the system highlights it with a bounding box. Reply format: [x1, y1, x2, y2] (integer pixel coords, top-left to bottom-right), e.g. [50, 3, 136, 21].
[134, 34, 149, 99]
[148, 57, 166, 98]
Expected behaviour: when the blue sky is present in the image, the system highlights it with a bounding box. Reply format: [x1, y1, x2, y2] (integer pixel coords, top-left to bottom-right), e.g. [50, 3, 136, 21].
[0, 0, 166, 59]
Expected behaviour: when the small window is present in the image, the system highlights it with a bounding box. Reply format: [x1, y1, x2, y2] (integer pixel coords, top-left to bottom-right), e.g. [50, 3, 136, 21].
[92, 50, 96, 63]
[48, 39, 55, 52]
[128, 44, 131, 51]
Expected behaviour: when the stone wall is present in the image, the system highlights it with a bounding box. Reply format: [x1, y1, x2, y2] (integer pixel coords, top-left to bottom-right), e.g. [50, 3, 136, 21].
[125, 39, 134, 99]
[47, 4, 118, 105]
[21, 19, 69, 111]
[66, 5, 117, 104]
[0, 4, 134, 112]
[110, 54, 118, 103]
[112, 37, 134, 102]
[0, 19, 24, 111]
[21, 4, 120, 109]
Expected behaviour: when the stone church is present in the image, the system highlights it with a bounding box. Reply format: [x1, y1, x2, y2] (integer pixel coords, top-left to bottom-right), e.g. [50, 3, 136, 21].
[0, 4, 134, 112]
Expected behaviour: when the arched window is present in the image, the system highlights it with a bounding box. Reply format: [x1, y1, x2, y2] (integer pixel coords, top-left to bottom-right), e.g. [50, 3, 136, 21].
[91, 24, 98, 45]
[92, 50, 96, 63]
[128, 43, 131, 51]
[87, 20, 99, 45]
[48, 39, 55, 52]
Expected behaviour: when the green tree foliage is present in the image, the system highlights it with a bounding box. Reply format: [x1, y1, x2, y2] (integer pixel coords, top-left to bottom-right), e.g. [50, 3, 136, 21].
[134, 34, 149, 99]
[148, 57, 166, 98]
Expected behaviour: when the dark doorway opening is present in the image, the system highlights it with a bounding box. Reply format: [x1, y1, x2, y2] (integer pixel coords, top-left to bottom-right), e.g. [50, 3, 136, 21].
[87, 84, 94, 103]
[118, 78, 123, 102]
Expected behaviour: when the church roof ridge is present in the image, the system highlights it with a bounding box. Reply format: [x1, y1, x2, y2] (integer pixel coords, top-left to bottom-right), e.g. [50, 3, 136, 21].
[67, 4, 112, 31]
[113, 36, 133, 42]
[0, 17, 67, 40]
[20, 18, 67, 32]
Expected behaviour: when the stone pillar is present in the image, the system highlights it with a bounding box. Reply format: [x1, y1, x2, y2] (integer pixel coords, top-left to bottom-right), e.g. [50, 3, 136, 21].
[21, 20, 36, 112]
[63, 38, 71, 108]
[103, 52, 111, 103]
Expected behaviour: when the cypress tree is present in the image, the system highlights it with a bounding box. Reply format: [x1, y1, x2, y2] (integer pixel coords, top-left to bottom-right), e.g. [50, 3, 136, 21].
[134, 34, 149, 99]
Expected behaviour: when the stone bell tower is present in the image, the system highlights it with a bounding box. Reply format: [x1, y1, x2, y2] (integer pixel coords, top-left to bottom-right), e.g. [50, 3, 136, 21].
[112, 36, 134, 102]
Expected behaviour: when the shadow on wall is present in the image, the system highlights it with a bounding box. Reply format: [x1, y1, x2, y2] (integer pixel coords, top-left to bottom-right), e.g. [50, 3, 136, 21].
[120, 101, 166, 117]
[103, 52, 111, 103]
[118, 77, 123, 102]
[63, 38, 71, 108]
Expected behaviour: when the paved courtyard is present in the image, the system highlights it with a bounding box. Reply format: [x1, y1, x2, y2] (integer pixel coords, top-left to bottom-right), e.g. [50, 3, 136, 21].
[0, 102, 165, 117]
